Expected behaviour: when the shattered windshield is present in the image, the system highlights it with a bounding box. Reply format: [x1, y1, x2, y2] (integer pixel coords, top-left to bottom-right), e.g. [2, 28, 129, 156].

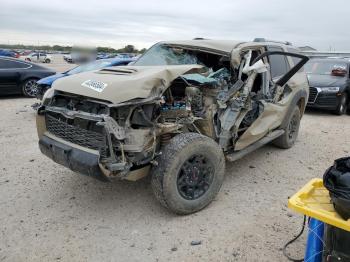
[134, 44, 199, 66]
[305, 60, 347, 76]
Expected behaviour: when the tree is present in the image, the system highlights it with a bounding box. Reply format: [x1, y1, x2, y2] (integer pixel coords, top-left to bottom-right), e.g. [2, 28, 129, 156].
[139, 48, 147, 54]
[124, 45, 135, 53]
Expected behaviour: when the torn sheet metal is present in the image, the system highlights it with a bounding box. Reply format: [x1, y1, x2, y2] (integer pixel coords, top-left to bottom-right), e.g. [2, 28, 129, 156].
[234, 101, 284, 150]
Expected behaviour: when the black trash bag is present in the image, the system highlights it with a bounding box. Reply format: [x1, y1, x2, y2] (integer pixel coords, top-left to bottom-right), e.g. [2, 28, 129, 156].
[323, 157, 350, 220]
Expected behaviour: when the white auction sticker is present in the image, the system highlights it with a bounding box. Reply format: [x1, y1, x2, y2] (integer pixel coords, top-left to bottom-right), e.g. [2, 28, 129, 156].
[81, 79, 107, 92]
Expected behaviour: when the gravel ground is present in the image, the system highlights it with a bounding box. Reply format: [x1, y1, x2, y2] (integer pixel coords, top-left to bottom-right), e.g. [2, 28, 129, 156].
[0, 59, 349, 262]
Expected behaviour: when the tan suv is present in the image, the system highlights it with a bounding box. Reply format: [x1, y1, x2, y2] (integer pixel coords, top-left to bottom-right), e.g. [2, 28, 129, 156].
[36, 39, 309, 214]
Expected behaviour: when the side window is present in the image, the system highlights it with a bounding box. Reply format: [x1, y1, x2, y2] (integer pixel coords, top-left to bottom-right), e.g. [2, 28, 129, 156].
[0, 59, 30, 69]
[267, 46, 290, 78]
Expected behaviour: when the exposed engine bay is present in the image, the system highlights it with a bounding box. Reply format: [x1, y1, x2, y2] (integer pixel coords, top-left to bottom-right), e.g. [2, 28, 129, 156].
[39, 44, 284, 180]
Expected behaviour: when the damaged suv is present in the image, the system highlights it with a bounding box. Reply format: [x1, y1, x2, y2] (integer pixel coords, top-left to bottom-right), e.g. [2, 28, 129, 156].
[36, 39, 309, 214]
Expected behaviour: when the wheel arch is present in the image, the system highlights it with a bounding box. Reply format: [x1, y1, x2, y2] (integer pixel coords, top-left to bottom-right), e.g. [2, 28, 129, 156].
[280, 89, 307, 129]
[21, 76, 40, 84]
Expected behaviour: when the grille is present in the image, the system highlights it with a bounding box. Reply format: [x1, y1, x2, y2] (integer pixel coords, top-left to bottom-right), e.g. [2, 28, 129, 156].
[45, 114, 105, 151]
[308, 87, 318, 103]
[316, 96, 338, 106]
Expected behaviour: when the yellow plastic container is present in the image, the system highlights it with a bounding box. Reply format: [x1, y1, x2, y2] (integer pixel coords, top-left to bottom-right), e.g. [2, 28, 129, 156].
[288, 178, 350, 232]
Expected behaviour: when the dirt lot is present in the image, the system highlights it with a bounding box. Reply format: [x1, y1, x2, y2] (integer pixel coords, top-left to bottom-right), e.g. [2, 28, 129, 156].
[0, 59, 349, 262]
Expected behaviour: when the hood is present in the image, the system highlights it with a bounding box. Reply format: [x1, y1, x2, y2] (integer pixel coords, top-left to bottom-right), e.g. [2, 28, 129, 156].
[307, 74, 346, 88]
[37, 73, 66, 86]
[52, 65, 203, 104]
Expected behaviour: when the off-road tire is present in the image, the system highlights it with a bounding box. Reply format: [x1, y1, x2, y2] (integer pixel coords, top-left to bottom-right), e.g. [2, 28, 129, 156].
[151, 133, 225, 215]
[334, 93, 348, 115]
[22, 78, 38, 97]
[273, 106, 301, 149]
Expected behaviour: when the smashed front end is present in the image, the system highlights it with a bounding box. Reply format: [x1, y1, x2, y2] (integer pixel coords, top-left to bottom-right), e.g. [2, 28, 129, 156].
[37, 90, 182, 181]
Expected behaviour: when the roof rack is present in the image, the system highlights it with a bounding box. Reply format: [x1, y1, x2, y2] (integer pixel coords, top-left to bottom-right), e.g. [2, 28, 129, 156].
[253, 38, 292, 46]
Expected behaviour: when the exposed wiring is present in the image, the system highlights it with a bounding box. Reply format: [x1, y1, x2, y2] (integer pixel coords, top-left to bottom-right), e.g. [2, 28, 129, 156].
[283, 215, 307, 262]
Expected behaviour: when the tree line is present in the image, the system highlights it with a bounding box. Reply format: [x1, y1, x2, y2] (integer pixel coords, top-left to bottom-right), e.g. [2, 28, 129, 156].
[0, 44, 147, 54]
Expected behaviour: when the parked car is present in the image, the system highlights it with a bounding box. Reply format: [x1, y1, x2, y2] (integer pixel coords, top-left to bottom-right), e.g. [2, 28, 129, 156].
[115, 53, 136, 59]
[63, 54, 72, 63]
[24, 53, 52, 63]
[36, 39, 309, 214]
[0, 56, 55, 97]
[36, 57, 136, 99]
[19, 50, 33, 56]
[96, 53, 110, 60]
[0, 49, 20, 58]
[305, 58, 350, 115]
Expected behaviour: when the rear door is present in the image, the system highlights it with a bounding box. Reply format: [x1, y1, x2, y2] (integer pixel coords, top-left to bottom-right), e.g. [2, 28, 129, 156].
[0, 58, 31, 95]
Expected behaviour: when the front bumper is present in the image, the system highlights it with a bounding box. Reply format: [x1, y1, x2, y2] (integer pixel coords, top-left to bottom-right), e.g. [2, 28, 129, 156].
[39, 134, 108, 181]
[307, 87, 343, 110]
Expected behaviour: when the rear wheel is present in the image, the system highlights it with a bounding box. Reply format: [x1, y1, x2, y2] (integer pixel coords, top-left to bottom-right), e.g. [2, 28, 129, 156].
[22, 78, 38, 97]
[151, 133, 225, 215]
[273, 106, 301, 149]
[334, 93, 348, 115]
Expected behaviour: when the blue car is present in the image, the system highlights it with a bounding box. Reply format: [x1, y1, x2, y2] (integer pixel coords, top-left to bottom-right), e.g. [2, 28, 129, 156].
[36, 57, 135, 99]
[0, 49, 19, 58]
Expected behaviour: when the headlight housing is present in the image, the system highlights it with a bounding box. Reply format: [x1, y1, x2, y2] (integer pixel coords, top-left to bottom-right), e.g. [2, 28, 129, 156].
[319, 86, 340, 93]
[42, 88, 55, 105]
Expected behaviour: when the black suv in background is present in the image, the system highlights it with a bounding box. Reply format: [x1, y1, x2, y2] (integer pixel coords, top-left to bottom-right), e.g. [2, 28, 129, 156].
[305, 58, 350, 115]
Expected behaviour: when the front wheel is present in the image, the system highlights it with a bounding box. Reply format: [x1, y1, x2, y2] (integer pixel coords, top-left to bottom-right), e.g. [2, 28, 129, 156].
[273, 106, 301, 149]
[45, 58, 51, 63]
[151, 133, 225, 215]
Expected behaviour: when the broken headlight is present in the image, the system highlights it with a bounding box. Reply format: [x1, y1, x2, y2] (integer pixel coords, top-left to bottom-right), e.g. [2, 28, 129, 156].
[42, 88, 55, 105]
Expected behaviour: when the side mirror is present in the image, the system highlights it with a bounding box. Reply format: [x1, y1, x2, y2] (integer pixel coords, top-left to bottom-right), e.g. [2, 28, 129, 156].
[331, 68, 347, 77]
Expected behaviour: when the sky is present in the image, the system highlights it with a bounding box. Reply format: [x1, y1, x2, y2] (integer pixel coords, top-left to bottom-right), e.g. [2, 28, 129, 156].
[1, 0, 350, 51]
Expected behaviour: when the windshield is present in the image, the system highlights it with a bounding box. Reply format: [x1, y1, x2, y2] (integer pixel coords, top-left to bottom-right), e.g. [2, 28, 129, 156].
[305, 60, 348, 76]
[67, 60, 113, 75]
[134, 44, 199, 66]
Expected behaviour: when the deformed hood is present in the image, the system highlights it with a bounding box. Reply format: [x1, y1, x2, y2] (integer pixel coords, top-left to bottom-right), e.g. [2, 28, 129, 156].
[52, 65, 203, 104]
[307, 74, 346, 88]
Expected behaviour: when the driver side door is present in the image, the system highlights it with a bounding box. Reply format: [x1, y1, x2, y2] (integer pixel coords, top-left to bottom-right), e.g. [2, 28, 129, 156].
[234, 47, 309, 150]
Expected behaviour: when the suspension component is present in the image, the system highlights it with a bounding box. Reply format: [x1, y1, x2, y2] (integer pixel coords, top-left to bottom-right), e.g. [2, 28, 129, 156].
[161, 133, 172, 146]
